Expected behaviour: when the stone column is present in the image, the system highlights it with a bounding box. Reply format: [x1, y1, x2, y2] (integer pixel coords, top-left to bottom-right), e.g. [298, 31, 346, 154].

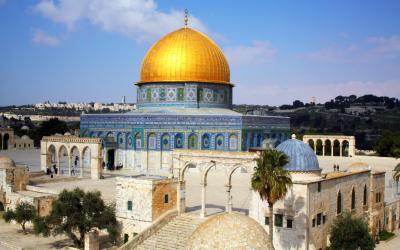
[339, 141, 343, 157]
[331, 140, 334, 156]
[177, 180, 186, 215]
[313, 140, 316, 153]
[225, 185, 232, 213]
[200, 181, 207, 218]
[68, 156, 72, 177]
[56, 156, 60, 176]
[80, 155, 84, 178]
[322, 142, 325, 156]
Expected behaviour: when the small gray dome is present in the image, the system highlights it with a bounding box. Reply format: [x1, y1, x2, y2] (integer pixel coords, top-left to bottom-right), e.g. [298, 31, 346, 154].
[276, 137, 320, 172]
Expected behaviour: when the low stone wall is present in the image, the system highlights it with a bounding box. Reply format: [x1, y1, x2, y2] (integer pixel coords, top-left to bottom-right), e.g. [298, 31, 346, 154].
[26, 185, 59, 195]
[118, 209, 178, 250]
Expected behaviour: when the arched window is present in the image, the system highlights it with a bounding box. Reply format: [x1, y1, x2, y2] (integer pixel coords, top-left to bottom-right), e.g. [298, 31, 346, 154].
[126, 133, 133, 149]
[135, 133, 141, 150]
[175, 133, 184, 149]
[215, 134, 224, 150]
[202, 134, 210, 149]
[229, 134, 238, 151]
[147, 133, 157, 150]
[117, 133, 125, 148]
[188, 134, 197, 150]
[161, 133, 170, 150]
[363, 185, 368, 206]
[351, 188, 356, 210]
[337, 191, 342, 215]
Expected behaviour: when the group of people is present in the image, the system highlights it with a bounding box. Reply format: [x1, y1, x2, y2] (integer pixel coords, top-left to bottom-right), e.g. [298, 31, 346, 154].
[103, 161, 123, 171]
[333, 164, 341, 171]
[47, 156, 80, 177]
[46, 164, 58, 177]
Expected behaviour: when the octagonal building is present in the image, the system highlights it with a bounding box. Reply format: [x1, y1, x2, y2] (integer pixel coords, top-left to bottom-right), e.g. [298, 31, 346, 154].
[80, 22, 290, 171]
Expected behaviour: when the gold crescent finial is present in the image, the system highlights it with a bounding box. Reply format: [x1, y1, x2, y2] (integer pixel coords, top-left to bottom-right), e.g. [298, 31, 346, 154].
[184, 9, 189, 28]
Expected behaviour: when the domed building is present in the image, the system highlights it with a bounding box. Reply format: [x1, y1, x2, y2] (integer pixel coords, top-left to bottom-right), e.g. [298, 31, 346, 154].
[249, 134, 385, 250]
[187, 212, 271, 250]
[80, 18, 290, 171]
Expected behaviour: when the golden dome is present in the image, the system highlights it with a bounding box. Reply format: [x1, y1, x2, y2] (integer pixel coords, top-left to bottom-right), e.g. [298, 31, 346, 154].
[139, 28, 231, 85]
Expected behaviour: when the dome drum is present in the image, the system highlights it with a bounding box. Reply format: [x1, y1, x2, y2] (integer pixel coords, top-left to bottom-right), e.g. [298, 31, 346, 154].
[136, 82, 232, 109]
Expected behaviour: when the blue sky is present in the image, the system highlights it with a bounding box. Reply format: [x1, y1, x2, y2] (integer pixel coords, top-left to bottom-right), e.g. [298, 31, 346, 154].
[1, 0, 400, 106]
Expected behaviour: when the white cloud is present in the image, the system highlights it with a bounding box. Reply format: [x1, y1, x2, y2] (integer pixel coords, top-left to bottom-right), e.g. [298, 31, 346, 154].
[300, 35, 400, 63]
[224, 41, 277, 66]
[234, 80, 400, 105]
[32, 29, 60, 46]
[33, 0, 206, 42]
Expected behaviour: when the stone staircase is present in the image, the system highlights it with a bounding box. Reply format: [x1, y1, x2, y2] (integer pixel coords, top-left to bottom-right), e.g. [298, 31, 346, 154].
[134, 215, 204, 250]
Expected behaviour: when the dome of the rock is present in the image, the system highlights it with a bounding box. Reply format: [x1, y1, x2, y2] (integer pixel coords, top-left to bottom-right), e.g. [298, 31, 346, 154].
[139, 27, 231, 85]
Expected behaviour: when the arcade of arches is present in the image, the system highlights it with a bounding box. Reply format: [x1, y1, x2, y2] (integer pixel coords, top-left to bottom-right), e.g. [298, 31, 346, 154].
[172, 150, 257, 218]
[40, 136, 103, 179]
[303, 135, 356, 157]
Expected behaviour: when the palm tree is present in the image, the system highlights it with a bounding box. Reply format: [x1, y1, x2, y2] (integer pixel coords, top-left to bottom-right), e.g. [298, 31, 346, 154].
[251, 149, 293, 250]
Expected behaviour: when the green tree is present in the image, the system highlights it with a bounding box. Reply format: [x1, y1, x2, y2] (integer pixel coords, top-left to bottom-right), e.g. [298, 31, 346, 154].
[251, 149, 292, 249]
[37, 118, 69, 138]
[329, 212, 375, 250]
[3, 202, 37, 234]
[375, 131, 400, 157]
[33, 188, 118, 248]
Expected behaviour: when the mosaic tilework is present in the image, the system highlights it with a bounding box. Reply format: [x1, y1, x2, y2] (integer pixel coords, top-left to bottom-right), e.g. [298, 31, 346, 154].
[136, 82, 232, 109]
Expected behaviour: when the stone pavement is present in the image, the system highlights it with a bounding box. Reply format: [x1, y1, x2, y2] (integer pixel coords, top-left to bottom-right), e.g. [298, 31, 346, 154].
[0, 219, 72, 250]
[376, 230, 400, 250]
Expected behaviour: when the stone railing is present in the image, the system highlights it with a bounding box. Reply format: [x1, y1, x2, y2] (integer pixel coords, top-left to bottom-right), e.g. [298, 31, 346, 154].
[118, 209, 178, 250]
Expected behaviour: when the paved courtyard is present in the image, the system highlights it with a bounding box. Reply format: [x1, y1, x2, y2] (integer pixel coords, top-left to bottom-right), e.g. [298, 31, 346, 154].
[1, 149, 400, 249]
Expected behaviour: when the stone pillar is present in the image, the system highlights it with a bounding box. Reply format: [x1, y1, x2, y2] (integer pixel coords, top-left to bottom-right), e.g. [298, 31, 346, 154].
[322, 142, 325, 156]
[56, 156, 60, 176]
[331, 141, 334, 156]
[80, 155, 84, 178]
[225, 185, 232, 213]
[84, 231, 99, 250]
[339, 141, 343, 157]
[68, 156, 72, 176]
[177, 180, 186, 215]
[200, 181, 207, 218]
[313, 140, 316, 153]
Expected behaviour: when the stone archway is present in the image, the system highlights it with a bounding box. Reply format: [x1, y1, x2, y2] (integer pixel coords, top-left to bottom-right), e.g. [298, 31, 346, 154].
[333, 140, 340, 156]
[342, 140, 349, 157]
[82, 146, 91, 177]
[58, 145, 69, 176]
[324, 139, 332, 156]
[316, 139, 323, 156]
[2, 133, 9, 150]
[308, 139, 315, 152]
[225, 164, 249, 212]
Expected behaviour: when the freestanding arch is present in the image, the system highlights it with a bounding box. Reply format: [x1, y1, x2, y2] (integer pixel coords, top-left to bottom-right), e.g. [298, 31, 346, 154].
[225, 164, 249, 212]
[303, 135, 356, 157]
[41, 136, 103, 179]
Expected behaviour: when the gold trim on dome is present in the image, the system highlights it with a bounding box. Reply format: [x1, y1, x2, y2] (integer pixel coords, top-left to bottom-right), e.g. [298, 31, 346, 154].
[138, 28, 231, 86]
